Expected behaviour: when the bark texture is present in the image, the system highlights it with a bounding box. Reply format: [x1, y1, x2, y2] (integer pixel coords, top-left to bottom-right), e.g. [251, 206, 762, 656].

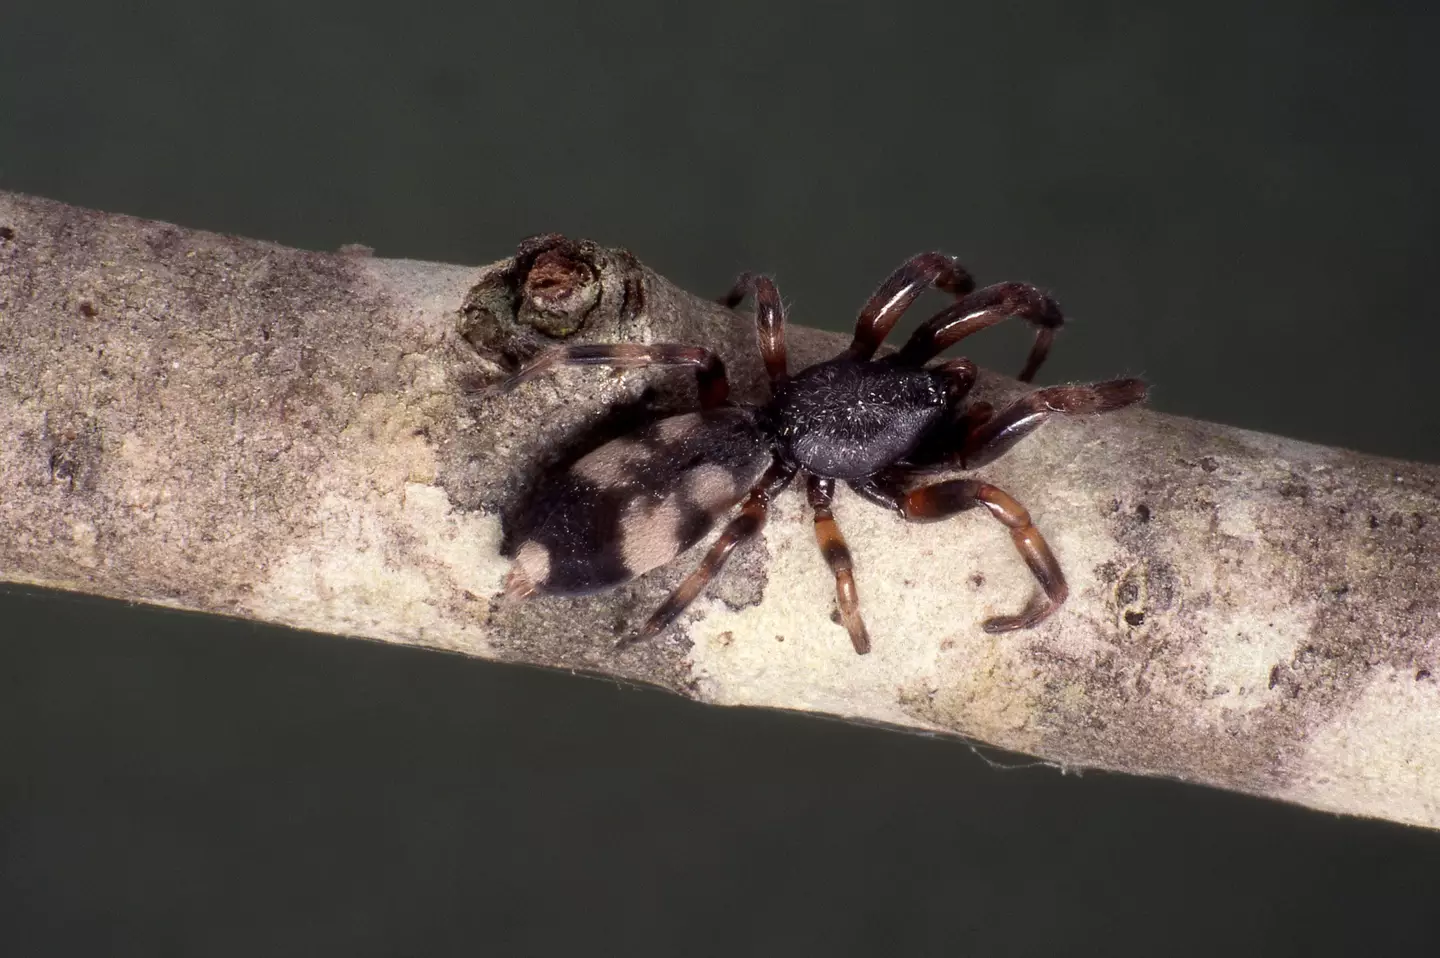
[2, 191, 1437, 829]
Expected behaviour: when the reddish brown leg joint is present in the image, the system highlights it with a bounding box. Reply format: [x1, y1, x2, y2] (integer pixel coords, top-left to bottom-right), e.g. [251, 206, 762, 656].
[900, 478, 1068, 633]
[807, 476, 871, 654]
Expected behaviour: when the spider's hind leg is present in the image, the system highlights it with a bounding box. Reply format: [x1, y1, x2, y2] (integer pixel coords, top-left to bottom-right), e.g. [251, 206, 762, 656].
[500, 343, 731, 408]
[624, 460, 797, 647]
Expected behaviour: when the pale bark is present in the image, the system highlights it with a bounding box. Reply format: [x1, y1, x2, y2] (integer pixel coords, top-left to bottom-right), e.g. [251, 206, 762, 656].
[2, 190, 1437, 829]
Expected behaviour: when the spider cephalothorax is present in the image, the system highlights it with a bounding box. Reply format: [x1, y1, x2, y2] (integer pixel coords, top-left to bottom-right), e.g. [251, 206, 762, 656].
[498, 252, 1145, 654]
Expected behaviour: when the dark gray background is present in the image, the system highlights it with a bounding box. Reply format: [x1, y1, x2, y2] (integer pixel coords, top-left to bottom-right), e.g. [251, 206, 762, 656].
[3, 2, 1438, 955]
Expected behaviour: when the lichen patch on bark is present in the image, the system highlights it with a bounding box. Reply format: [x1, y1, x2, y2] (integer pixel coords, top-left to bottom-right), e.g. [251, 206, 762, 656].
[1282, 668, 1440, 828]
[248, 487, 504, 652]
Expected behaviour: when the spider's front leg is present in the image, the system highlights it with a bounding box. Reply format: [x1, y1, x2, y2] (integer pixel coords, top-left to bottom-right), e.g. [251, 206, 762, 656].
[624, 459, 797, 647]
[850, 475, 1068, 633]
[499, 343, 731, 408]
[901, 378, 1147, 476]
[958, 379, 1147, 469]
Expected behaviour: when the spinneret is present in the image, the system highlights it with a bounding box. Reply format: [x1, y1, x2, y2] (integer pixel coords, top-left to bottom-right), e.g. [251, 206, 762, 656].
[498, 251, 1146, 653]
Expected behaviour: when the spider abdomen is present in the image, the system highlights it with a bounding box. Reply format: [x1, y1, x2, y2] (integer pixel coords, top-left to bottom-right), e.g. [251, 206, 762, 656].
[769, 360, 948, 479]
[507, 408, 771, 597]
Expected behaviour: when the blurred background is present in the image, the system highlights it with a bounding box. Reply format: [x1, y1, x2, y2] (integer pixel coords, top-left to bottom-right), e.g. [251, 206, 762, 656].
[3, 2, 1438, 954]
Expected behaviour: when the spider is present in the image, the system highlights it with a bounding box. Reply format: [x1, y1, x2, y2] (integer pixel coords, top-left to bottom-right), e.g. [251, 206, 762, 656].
[498, 252, 1146, 654]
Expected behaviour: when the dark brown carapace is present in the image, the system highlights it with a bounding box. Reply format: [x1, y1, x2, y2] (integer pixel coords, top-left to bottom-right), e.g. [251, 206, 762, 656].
[499, 252, 1145, 654]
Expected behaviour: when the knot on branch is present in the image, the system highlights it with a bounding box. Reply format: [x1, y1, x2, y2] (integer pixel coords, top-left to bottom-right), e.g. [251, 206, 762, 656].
[459, 233, 647, 367]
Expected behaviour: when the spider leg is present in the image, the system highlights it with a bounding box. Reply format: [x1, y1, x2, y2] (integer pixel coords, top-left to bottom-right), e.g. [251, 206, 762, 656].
[500, 343, 730, 408]
[719, 273, 789, 387]
[898, 378, 1145, 475]
[938, 380, 1152, 472]
[894, 282, 1066, 382]
[843, 252, 976, 361]
[806, 476, 870, 655]
[868, 475, 1068, 633]
[623, 459, 797, 647]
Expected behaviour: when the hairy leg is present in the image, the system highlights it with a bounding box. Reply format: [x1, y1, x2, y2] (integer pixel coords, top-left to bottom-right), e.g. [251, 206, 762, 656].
[623, 460, 797, 646]
[956, 379, 1147, 469]
[500, 342, 731, 408]
[856, 475, 1068, 632]
[844, 252, 976, 361]
[720, 272, 789, 387]
[896, 282, 1064, 382]
[807, 476, 870, 654]
[898, 378, 1144, 475]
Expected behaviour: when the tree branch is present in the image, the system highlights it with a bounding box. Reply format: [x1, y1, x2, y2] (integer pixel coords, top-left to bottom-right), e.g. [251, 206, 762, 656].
[2, 191, 1437, 829]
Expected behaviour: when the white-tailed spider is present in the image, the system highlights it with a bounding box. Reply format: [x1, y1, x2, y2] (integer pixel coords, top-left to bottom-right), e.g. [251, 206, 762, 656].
[499, 252, 1145, 654]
